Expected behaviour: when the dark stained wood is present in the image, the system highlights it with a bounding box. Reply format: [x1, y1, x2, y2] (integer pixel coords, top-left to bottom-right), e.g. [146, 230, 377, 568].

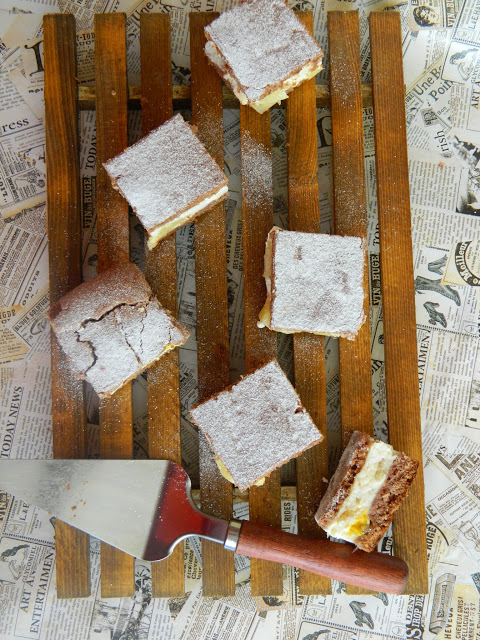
[189, 12, 234, 598]
[236, 521, 408, 594]
[369, 11, 429, 595]
[140, 13, 184, 598]
[44, 13, 90, 599]
[285, 12, 330, 596]
[328, 11, 373, 452]
[77, 83, 374, 110]
[95, 13, 134, 598]
[239, 103, 282, 596]
[328, 11, 375, 596]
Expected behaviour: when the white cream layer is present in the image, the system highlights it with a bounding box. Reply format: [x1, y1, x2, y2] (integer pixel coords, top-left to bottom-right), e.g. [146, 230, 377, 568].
[147, 185, 228, 250]
[325, 441, 397, 543]
[205, 41, 322, 114]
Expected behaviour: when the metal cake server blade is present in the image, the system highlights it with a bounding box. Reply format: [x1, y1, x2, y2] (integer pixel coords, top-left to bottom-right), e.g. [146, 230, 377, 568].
[0, 459, 410, 594]
[0, 459, 227, 561]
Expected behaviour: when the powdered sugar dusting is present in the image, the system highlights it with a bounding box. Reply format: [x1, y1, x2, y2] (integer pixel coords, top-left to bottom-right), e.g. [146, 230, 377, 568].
[241, 132, 273, 207]
[190, 360, 323, 491]
[104, 114, 227, 233]
[205, 0, 323, 102]
[48, 262, 151, 333]
[270, 229, 366, 337]
[48, 263, 190, 396]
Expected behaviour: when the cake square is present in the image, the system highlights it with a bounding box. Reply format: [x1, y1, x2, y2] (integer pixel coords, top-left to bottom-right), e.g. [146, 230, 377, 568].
[315, 431, 418, 552]
[204, 0, 323, 114]
[258, 227, 366, 338]
[190, 359, 323, 491]
[104, 114, 228, 250]
[47, 262, 190, 397]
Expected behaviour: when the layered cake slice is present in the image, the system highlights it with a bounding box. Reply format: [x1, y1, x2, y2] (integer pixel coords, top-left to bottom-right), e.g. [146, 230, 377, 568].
[258, 227, 366, 338]
[190, 359, 323, 491]
[47, 262, 190, 397]
[204, 0, 323, 114]
[315, 431, 418, 552]
[104, 114, 228, 250]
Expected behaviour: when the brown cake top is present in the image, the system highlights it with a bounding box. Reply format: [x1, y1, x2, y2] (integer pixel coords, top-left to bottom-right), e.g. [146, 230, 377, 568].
[190, 359, 323, 491]
[103, 114, 227, 233]
[205, 0, 323, 102]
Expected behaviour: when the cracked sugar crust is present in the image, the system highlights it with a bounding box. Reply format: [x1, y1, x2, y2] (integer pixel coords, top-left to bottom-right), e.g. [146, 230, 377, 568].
[103, 114, 228, 235]
[269, 229, 366, 337]
[204, 0, 323, 103]
[190, 359, 323, 492]
[47, 262, 190, 397]
[48, 262, 151, 333]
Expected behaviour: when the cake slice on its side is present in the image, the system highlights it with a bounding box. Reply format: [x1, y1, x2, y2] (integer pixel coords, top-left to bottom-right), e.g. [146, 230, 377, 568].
[104, 114, 228, 250]
[315, 431, 418, 552]
[204, 0, 323, 114]
[47, 262, 190, 397]
[258, 227, 366, 339]
[190, 359, 323, 492]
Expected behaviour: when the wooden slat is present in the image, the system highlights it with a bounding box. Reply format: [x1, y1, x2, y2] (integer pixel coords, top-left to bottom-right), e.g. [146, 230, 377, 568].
[328, 10, 375, 597]
[95, 13, 134, 598]
[369, 11, 428, 595]
[140, 13, 184, 598]
[285, 12, 330, 596]
[189, 12, 234, 598]
[239, 107, 282, 595]
[329, 12, 373, 450]
[44, 13, 90, 599]
[77, 83, 374, 110]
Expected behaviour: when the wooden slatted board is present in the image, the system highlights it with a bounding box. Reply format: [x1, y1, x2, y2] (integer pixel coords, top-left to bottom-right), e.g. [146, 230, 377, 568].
[328, 10, 375, 596]
[190, 13, 235, 598]
[370, 11, 428, 595]
[285, 12, 330, 596]
[94, 13, 135, 598]
[240, 103, 283, 596]
[44, 9, 428, 598]
[44, 14, 90, 599]
[140, 13, 185, 598]
[328, 12, 373, 448]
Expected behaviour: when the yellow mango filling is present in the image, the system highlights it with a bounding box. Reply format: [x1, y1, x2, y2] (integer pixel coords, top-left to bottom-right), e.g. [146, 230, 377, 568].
[215, 456, 265, 489]
[345, 512, 369, 538]
[324, 441, 396, 544]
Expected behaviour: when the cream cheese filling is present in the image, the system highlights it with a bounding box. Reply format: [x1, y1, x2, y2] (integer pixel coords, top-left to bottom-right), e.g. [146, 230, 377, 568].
[215, 455, 266, 489]
[258, 231, 274, 329]
[147, 185, 228, 250]
[205, 41, 322, 114]
[324, 442, 397, 544]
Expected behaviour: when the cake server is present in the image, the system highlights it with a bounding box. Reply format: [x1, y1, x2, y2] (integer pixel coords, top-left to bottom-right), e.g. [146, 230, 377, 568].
[0, 459, 408, 594]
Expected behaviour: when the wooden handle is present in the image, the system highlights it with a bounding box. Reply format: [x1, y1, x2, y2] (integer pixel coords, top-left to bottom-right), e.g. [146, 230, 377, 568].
[236, 521, 408, 594]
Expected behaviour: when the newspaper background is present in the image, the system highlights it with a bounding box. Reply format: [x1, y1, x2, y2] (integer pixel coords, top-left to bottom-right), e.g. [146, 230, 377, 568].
[0, 0, 479, 636]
